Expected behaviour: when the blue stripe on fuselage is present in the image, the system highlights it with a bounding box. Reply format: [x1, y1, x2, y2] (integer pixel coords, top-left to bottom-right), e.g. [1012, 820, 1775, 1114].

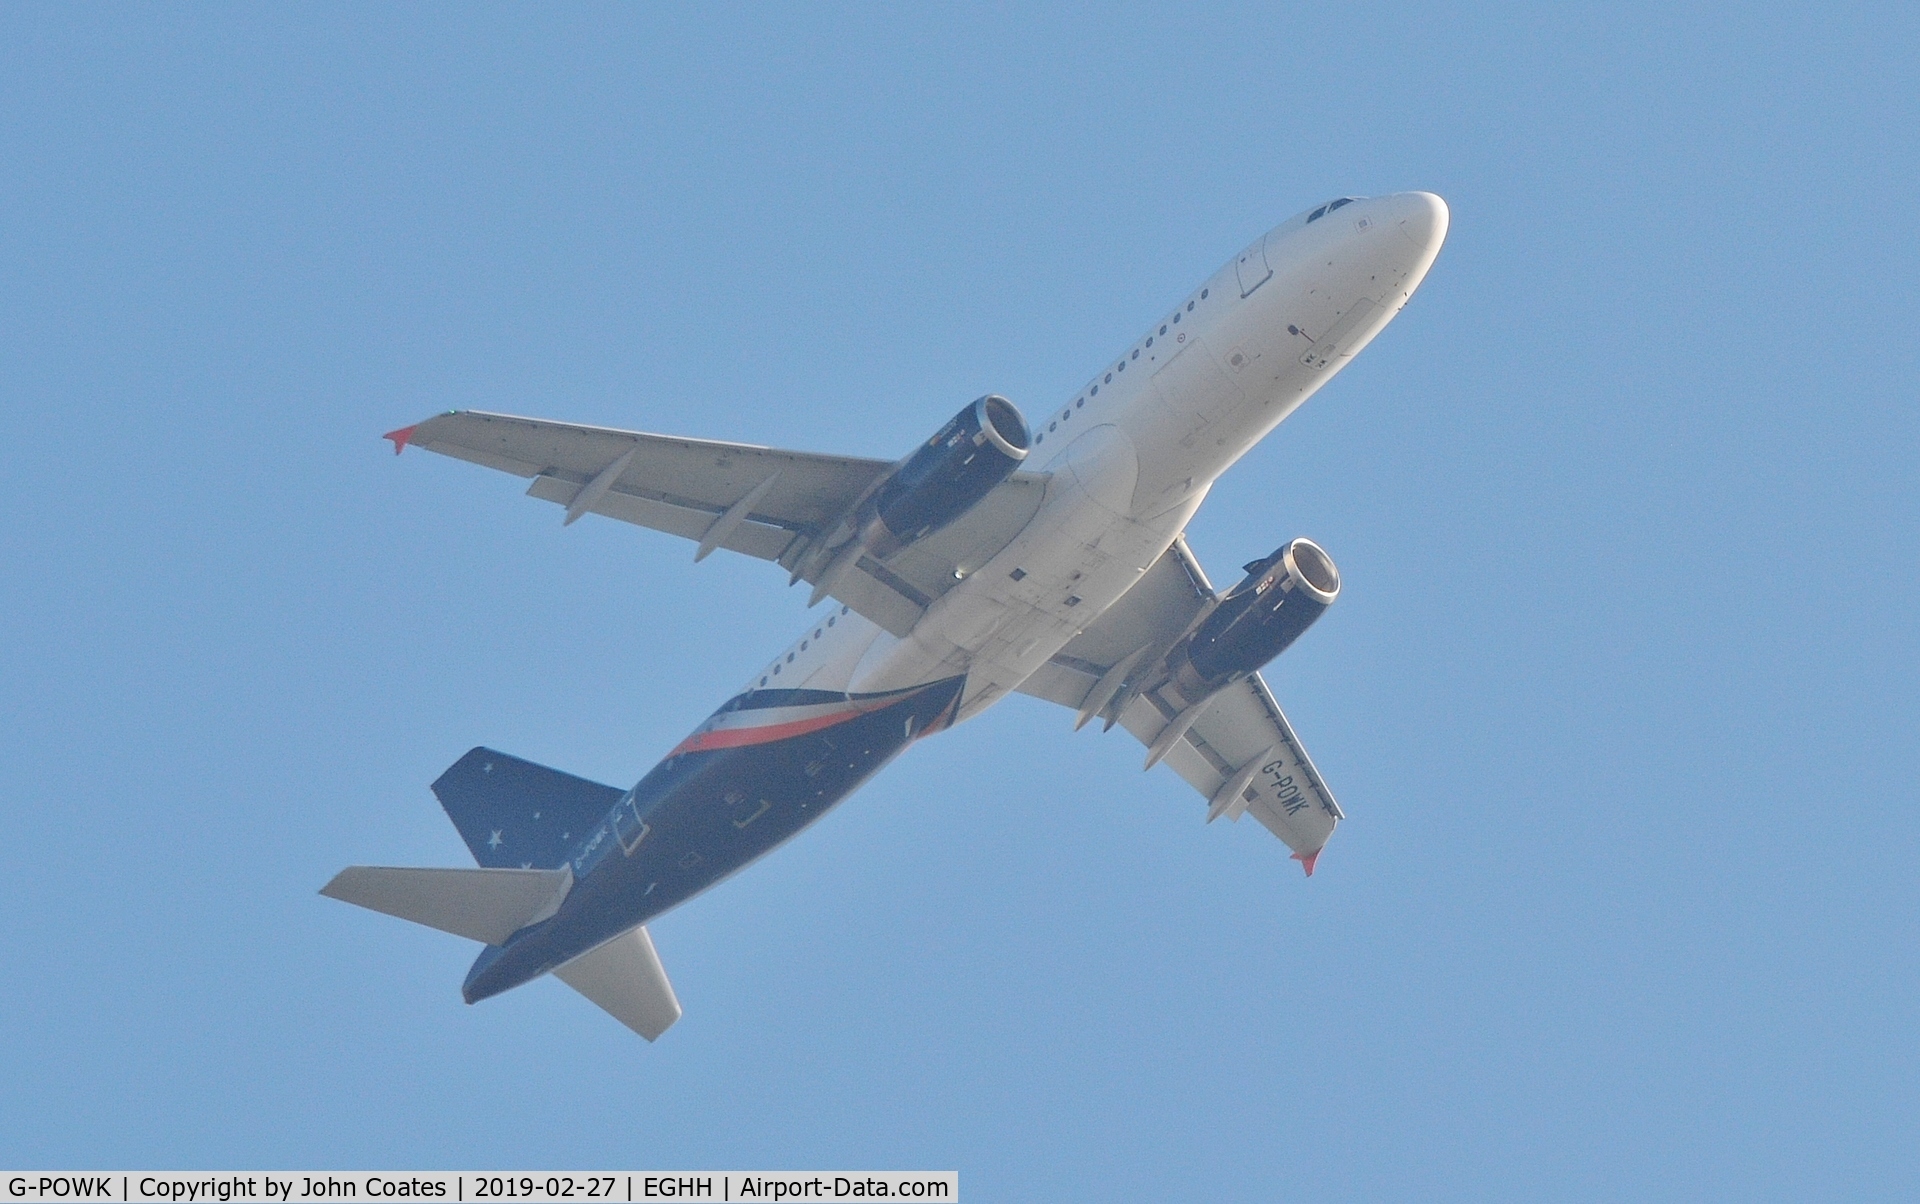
[462, 675, 966, 1003]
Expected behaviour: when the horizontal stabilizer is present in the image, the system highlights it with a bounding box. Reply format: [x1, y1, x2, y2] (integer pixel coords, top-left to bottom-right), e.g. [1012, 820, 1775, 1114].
[554, 925, 682, 1041]
[321, 865, 573, 946]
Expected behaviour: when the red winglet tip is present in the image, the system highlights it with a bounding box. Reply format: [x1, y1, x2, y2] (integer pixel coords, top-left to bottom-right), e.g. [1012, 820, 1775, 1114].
[1291, 849, 1321, 877]
[383, 425, 417, 455]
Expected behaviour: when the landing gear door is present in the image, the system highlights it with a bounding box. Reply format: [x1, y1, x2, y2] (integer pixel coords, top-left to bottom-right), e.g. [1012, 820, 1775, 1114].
[1235, 234, 1273, 297]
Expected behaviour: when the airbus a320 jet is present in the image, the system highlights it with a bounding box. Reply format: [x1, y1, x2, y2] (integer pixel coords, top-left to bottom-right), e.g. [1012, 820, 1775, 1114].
[325, 192, 1449, 1040]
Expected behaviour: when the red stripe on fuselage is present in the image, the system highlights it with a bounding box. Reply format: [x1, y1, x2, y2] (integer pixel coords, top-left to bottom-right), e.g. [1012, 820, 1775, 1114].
[668, 706, 865, 757]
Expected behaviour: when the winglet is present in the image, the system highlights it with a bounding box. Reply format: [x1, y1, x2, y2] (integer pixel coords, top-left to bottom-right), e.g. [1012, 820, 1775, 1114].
[383, 425, 418, 455]
[1291, 849, 1321, 877]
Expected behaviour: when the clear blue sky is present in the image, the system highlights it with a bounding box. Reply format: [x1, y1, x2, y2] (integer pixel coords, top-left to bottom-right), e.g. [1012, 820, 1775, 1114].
[3, 4, 1916, 1199]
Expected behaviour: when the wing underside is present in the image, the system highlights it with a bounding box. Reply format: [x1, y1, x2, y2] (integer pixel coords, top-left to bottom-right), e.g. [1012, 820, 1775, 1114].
[393, 410, 1047, 636]
[1017, 538, 1342, 866]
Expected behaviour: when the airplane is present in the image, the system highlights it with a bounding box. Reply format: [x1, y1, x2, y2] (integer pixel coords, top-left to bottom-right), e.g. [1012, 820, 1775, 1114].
[323, 191, 1450, 1040]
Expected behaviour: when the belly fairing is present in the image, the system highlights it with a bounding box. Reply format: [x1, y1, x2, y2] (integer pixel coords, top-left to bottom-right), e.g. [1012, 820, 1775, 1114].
[462, 675, 965, 1003]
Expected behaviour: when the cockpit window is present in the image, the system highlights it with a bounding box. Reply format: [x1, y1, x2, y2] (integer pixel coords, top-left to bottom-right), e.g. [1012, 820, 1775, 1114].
[1307, 197, 1361, 223]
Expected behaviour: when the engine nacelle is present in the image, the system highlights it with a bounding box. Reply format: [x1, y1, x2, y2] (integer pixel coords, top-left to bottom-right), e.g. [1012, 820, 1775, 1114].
[1161, 537, 1340, 707]
[869, 394, 1031, 553]
[797, 395, 1031, 604]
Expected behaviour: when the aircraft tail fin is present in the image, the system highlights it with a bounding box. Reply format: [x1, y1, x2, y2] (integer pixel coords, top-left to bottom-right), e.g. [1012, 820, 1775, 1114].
[554, 925, 683, 1041]
[432, 747, 625, 869]
[320, 865, 573, 945]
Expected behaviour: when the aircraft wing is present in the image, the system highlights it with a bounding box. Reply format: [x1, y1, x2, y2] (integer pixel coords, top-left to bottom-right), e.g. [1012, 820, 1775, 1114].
[1016, 538, 1343, 870]
[389, 410, 1048, 637]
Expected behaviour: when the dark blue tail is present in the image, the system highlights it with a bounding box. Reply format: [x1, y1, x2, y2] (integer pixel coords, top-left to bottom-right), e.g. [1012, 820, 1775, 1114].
[432, 747, 625, 870]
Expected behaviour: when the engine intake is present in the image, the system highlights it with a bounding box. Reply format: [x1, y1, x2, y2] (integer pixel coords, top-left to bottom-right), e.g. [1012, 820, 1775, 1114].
[871, 394, 1030, 551]
[1162, 537, 1340, 706]
[797, 395, 1030, 604]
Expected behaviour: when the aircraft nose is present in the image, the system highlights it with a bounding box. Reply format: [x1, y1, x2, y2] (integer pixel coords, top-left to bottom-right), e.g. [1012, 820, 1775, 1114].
[1387, 191, 1449, 255]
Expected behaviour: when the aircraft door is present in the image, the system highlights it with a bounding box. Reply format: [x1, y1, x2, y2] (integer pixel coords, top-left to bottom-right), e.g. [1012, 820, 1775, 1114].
[1235, 234, 1273, 297]
[613, 791, 650, 854]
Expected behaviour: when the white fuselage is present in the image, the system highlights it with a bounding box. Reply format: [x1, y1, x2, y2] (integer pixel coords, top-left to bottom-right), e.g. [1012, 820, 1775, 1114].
[742, 193, 1448, 719]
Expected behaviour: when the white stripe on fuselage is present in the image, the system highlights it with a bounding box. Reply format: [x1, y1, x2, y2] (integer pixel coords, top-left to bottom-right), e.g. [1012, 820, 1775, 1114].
[740, 193, 1447, 722]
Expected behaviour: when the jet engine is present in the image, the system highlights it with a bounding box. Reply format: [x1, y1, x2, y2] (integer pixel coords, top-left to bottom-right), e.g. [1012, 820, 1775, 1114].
[798, 395, 1030, 603]
[869, 394, 1031, 554]
[1160, 537, 1340, 710]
